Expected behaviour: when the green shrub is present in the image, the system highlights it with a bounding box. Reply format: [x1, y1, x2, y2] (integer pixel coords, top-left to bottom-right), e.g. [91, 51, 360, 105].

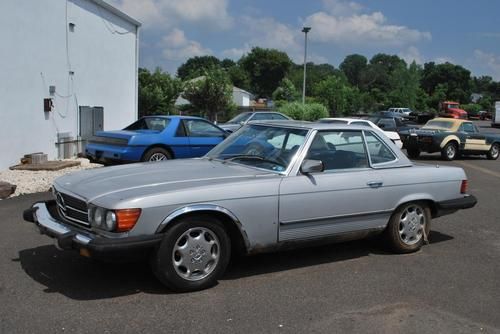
[278, 102, 328, 121]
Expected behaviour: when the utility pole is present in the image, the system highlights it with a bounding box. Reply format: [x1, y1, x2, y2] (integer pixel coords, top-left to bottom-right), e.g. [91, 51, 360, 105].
[302, 27, 311, 104]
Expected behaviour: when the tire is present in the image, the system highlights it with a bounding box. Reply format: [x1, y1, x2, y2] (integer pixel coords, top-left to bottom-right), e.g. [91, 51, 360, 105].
[441, 142, 458, 161]
[407, 148, 420, 159]
[487, 143, 500, 160]
[384, 202, 431, 254]
[142, 147, 172, 162]
[151, 215, 231, 292]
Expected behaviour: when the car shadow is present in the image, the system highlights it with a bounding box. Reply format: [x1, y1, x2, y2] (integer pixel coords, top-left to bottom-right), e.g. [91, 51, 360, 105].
[17, 245, 169, 300]
[17, 231, 453, 299]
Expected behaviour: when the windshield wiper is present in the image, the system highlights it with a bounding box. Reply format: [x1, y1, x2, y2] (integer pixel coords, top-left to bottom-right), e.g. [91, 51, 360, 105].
[225, 155, 286, 168]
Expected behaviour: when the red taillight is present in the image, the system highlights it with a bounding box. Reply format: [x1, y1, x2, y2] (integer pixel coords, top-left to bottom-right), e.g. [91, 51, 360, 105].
[460, 180, 468, 194]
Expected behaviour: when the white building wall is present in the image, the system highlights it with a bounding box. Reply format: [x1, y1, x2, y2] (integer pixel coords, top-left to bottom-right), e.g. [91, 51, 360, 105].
[0, 0, 138, 170]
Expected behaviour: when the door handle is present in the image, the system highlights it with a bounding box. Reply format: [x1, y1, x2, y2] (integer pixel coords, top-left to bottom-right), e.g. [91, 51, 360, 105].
[367, 181, 383, 188]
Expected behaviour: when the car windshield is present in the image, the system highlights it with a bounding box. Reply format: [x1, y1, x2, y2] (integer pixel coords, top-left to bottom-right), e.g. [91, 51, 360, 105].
[422, 120, 455, 130]
[206, 124, 309, 172]
[124, 117, 170, 131]
[226, 113, 252, 124]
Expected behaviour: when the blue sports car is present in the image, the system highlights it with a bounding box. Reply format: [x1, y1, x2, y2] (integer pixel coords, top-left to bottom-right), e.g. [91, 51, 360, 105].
[85, 116, 228, 163]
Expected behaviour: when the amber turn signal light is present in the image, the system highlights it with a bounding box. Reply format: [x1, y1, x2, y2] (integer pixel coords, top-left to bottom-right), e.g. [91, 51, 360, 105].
[460, 180, 468, 194]
[115, 209, 142, 232]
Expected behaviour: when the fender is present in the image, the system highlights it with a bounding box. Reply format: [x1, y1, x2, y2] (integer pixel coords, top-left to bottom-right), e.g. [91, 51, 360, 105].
[440, 135, 461, 149]
[394, 193, 436, 213]
[155, 204, 250, 250]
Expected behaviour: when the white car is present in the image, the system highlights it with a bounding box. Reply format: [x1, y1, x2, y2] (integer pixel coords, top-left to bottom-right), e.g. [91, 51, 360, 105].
[388, 108, 413, 116]
[318, 118, 403, 149]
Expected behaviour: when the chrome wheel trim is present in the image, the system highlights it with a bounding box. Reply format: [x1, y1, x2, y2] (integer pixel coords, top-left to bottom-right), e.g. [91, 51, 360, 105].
[446, 144, 456, 159]
[491, 144, 499, 158]
[172, 227, 220, 281]
[149, 153, 168, 161]
[398, 205, 425, 246]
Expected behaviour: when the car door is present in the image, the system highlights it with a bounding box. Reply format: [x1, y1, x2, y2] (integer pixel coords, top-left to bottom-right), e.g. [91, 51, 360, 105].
[182, 119, 227, 157]
[461, 122, 489, 151]
[278, 130, 392, 242]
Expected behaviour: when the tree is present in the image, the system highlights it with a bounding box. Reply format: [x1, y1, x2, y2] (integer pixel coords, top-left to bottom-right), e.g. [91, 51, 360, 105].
[386, 61, 421, 109]
[288, 63, 338, 97]
[227, 65, 251, 92]
[312, 76, 355, 115]
[278, 102, 328, 121]
[239, 47, 293, 98]
[420, 62, 471, 103]
[138, 68, 183, 117]
[177, 56, 221, 80]
[339, 54, 368, 88]
[272, 78, 299, 102]
[181, 68, 233, 121]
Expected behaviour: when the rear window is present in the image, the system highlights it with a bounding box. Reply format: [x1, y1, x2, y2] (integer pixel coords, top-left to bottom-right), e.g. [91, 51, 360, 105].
[125, 117, 170, 131]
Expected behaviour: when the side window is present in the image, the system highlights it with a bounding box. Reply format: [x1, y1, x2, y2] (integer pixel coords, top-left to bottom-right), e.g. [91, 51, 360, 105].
[307, 131, 368, 170]
[272, 113, 288, 120]
[377, 118, 396, 131]
[183, 120, 225, 137]
[252, 113, 273, 121]
[461, 122, 475, 133]
[364, 131, 397, 164]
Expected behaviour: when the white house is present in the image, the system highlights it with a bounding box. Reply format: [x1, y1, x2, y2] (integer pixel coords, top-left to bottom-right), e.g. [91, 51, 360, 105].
[0, 0, 140, 170]
[232, 87, 252, 107]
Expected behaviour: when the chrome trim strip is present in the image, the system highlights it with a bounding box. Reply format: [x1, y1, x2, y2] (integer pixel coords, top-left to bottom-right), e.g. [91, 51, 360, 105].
[57, 205, 91, 226]
[65, 205, 88, 215]
[280, 209, 393, 225]
[156, 204, 251, 251]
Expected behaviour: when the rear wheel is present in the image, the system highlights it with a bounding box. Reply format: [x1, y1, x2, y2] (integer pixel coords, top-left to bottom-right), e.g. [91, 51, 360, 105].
[142, 147, 172, 162]
[487, 143, 500, 160]
[151, 215, 231, 292]
[384, 202, 431, 253]
[441, 142, 458, 161]
[407, 148, 420, 159]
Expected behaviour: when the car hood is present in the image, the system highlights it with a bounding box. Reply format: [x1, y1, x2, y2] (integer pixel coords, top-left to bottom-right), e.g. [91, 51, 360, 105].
[54, 158, 273, 204]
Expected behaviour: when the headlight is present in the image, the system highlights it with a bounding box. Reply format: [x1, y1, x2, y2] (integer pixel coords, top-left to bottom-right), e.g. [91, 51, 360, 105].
[105, 211, 116, 231]
[93, 208, 105, 228]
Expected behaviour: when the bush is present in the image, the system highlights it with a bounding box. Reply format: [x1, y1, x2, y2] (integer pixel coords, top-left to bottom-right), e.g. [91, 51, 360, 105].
[278, 102, 328, 121]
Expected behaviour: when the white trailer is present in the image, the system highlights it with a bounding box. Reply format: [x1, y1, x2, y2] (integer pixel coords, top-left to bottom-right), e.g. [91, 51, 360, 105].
[493, 101, 500, 127]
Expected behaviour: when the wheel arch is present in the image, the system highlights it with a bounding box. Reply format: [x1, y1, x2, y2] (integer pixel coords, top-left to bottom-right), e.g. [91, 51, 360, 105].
[393, 195, 438, 218]
[156, 205, 250, 255]
[141, 144, 175, 160]
[440, 135, 460, 149]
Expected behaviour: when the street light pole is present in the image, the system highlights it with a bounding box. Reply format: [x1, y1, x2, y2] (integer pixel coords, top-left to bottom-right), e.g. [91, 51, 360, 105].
[302, 27, 311, 104]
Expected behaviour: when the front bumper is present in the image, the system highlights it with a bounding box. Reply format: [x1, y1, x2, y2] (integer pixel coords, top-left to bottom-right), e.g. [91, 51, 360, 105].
[23, 201, 163, 259]
[435, 195, 477, 217]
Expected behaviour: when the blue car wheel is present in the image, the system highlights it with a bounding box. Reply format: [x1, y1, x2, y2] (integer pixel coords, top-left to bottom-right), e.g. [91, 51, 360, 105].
[142, 147, 172, 162]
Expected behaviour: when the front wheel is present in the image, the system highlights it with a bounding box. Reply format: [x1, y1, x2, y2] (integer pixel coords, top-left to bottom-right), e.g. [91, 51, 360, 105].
[441, 142, 458, 161]
[151, 215, 231, 292]
[487, 143, 499, 160]
[407, 148, 420, 159]
[384, 202, 431, 253]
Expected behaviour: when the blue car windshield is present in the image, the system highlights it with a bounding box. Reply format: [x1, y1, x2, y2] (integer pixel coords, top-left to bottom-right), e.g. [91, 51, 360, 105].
[124, 117, 170, 131]
[206, 125, 308, 172]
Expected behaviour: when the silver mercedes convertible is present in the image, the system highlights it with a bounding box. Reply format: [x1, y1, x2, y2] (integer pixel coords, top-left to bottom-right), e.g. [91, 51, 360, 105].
[24, 121, 477, 291]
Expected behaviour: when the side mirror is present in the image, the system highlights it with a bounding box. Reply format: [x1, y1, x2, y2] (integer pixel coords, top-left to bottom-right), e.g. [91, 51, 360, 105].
[239, 121, 245, 126]
[300, 159, 324, 174]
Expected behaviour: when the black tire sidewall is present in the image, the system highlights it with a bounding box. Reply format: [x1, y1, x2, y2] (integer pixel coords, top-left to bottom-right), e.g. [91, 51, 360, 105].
[143, 147, 172, 162]
[152, 216, 231, 292]
[407, 148, 420, 159]
[441, 142, 457, 161]
[487, 143, 499, 160]
[385, 202, 431, 254]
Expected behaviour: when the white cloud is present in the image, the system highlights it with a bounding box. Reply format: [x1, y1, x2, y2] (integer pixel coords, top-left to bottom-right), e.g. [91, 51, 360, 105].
[161, 29, 212, 61]
[304, 4, 431, 47]
[434, 56, 455, 64]
[399, 46, 424, 65]
[108, 0, 232, 29]
[474, 50, 500, 80]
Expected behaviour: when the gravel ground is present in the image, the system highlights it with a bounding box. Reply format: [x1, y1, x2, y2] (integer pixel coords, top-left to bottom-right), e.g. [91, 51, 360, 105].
[0, 158, 102, 197]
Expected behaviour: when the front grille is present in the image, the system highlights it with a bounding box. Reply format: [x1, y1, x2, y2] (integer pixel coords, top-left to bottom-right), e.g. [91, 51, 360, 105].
[54, 190, 90, 227]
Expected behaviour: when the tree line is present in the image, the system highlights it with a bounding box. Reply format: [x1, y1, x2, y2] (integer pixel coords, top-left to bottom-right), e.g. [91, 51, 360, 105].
[139, 47, 500, 120]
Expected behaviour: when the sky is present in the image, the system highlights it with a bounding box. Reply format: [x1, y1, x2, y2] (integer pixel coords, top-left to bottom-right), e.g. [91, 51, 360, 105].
[108, 0, 500, 80]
